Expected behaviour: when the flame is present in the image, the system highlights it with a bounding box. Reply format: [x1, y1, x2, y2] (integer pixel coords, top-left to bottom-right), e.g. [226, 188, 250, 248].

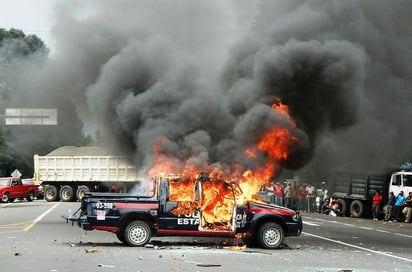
[148, 98, 299, 231]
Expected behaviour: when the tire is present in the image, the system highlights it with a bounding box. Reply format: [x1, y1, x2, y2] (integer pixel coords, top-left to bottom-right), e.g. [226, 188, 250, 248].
[44, 185, 60, 202]
[60, 185, 75, 202]
[336, 198, 347, 216]
[124, 221, 151, 247]
[116, 231, 126, 244]
[27, 191, 35, 202]
[76, 185, 90, 201]
[257, 222, 284, 249]
[350, 200, 364, 218]
[1, 192, 10, 203]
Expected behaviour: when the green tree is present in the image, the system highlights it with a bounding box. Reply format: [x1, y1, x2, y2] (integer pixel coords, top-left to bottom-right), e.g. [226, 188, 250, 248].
[0, 27, 94, 178]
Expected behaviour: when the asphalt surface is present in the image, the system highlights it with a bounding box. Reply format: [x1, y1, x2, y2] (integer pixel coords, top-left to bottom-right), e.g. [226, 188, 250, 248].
[1, 200, 411, 272]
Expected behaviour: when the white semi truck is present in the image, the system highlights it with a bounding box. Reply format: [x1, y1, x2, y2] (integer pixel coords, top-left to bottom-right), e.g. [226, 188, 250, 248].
[331, 168, 412, 218]
[33, 146, 140, 202]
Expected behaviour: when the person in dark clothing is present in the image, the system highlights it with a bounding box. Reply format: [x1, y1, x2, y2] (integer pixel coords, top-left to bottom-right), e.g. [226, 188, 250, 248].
[384, 191, 396, 221]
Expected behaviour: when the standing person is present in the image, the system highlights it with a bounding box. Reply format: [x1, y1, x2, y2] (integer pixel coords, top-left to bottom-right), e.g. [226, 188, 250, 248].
[315, 185, 324, 213]
[284, 183, 292, 209]
[265, 182, 274, 203]
[384, 192, 396, 221]
[297, 184, 307, 212]
[402, 192, 412, 223]
[394, 191, 407, 222]
[306, 183, 315, 213]
[274, 182, 284, 206]
[372, 190, 382, 221]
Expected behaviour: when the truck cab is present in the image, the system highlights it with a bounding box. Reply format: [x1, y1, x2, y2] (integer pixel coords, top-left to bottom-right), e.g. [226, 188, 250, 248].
[389, 171, 412, 196]
[71, 173, 302, 249]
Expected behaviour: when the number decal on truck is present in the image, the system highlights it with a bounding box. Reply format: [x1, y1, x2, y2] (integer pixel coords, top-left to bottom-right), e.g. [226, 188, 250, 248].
[96, 202, 114, 209]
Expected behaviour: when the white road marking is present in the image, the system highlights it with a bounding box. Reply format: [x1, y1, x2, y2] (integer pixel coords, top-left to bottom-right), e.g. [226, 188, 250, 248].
[394, 233, 412, 239]
[304, 215, 412, 239]
[23, 202, 61, 232]
[303, 221, 320, 226]
[303, 232, 412, 263]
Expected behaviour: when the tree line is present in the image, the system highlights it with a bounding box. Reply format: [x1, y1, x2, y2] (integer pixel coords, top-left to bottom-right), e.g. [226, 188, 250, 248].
[0, 27, 95, 177]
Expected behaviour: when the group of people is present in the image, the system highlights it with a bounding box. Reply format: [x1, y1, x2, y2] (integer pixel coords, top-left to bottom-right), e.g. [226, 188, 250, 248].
[264, 181, 327, 213]
[263, 180, 412, 222]
[370, 190, 412, 222]
[384, 190, 412, 223]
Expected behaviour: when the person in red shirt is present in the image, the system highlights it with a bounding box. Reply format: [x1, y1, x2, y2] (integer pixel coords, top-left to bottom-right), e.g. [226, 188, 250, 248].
[372, 190, 383, 220]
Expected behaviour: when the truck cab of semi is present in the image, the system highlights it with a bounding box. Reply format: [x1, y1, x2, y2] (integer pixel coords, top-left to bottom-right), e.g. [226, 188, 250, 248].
[389, 171, 412, 196]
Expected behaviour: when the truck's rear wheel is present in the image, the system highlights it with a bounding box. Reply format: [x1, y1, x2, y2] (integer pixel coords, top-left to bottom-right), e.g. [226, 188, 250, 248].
[44, 185, 60, 202]
[257, 222, 284, 249]
[350, 200, 364, 218]
[124, 220, 151, 246]
[59, 185, 75, 202]
[27, 191, 35, 202]
[116, 231, 126, 243]
[76, 185, 90, 201]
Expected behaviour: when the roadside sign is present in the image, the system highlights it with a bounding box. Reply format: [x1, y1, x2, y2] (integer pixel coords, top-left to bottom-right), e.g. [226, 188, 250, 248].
[3, 108, 57, 125]
[11, 169, 22, 178]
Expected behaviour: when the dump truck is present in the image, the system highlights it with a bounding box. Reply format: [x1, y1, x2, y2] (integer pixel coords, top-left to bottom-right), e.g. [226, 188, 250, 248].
[65, 173, 303, 249]
[330, 167, 412, 218]
[33, 146, 140, 202]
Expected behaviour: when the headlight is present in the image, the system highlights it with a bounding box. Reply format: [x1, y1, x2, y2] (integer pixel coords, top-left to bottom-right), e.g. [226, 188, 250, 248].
[292, 211, 302, 221]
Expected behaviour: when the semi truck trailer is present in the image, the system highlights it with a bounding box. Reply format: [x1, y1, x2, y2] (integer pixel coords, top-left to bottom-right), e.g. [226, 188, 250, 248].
[33, 146, 140, 202]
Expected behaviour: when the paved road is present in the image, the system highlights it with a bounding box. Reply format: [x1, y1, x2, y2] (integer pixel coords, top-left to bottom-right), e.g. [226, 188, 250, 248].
[1, 200, 411, 272]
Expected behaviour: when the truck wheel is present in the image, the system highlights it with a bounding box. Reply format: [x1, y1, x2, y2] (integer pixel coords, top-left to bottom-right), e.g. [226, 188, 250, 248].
[257, 222, 284, 249]
[350, 200, 364, 218]
[124, 220, 151, 247]
[76, 186, 90, 201]
[27, 191, 35, 202]
[60, 186, 75, 202]
[336, 198, 347, 216]
[116, 231, 126, 243]
[1, 192, 10, 203]
[44, 186, 60, 202]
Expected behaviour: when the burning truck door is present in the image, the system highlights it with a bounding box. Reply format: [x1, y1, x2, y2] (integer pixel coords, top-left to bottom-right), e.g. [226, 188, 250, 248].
[197, 177, 237, 233]
[158, 177, 200, 231]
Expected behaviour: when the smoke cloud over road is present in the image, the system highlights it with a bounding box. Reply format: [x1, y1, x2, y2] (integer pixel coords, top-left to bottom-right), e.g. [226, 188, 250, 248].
[17, 0, 412, 176]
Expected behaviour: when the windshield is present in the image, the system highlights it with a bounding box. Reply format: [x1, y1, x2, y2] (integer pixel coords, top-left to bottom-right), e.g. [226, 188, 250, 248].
[0, 179, 11, 186]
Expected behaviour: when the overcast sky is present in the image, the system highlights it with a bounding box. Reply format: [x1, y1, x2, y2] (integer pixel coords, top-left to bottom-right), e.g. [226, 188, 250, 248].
[0, 0, 57, 51]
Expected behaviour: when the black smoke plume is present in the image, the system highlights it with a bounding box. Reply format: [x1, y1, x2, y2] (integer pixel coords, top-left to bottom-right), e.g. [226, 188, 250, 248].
[13, 0, 412, 177]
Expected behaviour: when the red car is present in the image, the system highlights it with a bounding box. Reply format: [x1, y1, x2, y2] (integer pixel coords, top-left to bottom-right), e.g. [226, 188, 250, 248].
[0, 177, 41, 203]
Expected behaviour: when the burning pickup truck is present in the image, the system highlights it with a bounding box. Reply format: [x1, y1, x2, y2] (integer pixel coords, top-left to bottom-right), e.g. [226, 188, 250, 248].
[67, 173, 302, 249]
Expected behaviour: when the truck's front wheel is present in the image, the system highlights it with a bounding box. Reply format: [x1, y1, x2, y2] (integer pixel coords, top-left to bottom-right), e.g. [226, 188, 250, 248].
[257, 222, 284, 249]
[124, 221, 151, 246]
[1, 192, 10, 203]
